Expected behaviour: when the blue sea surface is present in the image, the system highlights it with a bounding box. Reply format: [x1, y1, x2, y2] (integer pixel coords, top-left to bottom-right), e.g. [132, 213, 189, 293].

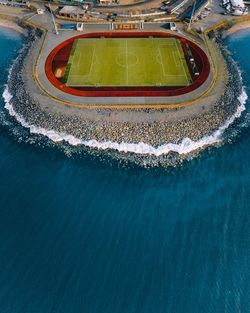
[0, 26, 250, 312]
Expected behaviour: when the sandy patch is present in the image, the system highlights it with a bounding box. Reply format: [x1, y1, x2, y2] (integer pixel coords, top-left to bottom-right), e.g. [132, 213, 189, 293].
[0, 18, 25, 34]
[226, 20, 250, 36]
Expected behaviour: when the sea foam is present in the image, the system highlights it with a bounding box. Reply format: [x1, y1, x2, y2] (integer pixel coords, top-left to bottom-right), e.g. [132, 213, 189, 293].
[3, 84, 247, 156]
[2, 53, 248, 157]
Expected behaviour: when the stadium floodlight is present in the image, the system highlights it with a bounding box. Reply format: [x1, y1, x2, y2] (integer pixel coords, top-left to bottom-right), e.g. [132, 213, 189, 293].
[49, 3, 59, 35]
[188, 0, 196, 30]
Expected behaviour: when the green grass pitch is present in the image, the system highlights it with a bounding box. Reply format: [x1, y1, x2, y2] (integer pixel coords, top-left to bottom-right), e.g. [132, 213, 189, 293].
[65, 37, 192, 87]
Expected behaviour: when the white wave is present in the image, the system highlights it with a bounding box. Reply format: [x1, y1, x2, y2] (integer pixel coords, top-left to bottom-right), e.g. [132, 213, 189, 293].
[2, 82, 248, 156]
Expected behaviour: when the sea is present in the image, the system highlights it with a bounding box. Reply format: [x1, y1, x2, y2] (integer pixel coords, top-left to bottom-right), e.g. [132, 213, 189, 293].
[0, 26, 250, 313]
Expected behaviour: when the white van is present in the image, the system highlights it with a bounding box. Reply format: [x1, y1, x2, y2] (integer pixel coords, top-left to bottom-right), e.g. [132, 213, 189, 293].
[170, 22, 177, 31]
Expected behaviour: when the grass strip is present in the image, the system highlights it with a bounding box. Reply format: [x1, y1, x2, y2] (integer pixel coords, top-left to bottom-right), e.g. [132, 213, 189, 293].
[70, 40, 77, 57]
[62, 63, 71, 83]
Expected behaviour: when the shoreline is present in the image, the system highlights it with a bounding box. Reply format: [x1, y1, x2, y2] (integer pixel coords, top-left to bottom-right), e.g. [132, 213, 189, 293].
[0, 15, 249, 162]
[6, 29, 244, 144]
[0, 18, 26, 35]
[225, 21, 250, 36]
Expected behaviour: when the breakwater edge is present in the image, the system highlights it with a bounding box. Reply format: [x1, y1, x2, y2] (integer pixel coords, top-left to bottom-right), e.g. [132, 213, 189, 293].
[1, 19, 249, 166]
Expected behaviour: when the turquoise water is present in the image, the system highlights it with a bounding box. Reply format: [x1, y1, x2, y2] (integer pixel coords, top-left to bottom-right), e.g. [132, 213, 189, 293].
[0, 26, 250, 312]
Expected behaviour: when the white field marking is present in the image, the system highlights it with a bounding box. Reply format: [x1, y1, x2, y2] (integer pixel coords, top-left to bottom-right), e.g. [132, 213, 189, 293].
[70, 45, 97, 86]
[156, 47, 187, 86]
[172, 51, 183, 69]
[66, 40, 79, 83]
[158, 46, 182, 78]
[142, 47, 147, 86]
[157, 46, 166, 78]
[68, 45, 83, 76]
[115, 53, 138, 68]
[69, 76, 185, 87]
[158, 42, 178, 72]
[169, 42, 182, 70]
[174, 40, 189, 85]
[67, 75, 96, 87]
[158, 42, 176, 47]
[88, 45, 96, 78]
[155, 49, 186, 78]
[126, 39, 129, 86]
[76, 53, 81, 68]
[70, 41, 79, 68]
[172, 51, 179, 68]
[66, 75, 86, 87]
[76, 51, 88, 69]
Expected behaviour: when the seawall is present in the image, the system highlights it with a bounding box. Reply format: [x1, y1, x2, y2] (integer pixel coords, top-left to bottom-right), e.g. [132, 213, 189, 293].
[0, 12, 248, 162]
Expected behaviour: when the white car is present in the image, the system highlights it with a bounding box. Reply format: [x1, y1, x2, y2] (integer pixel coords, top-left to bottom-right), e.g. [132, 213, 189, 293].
[37, 8, 45, 14]
[170, 22, 177, 31]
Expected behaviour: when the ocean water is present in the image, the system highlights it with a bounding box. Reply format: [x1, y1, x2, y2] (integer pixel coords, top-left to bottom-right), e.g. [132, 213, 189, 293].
[0, 26, 250, 313]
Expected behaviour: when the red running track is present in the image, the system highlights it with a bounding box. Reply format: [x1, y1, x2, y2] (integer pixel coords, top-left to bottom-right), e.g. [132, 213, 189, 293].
[45, 32, 210, 97]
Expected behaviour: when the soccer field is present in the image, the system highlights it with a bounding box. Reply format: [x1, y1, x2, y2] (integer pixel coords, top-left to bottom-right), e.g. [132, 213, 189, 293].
[64, 37, 192, 87]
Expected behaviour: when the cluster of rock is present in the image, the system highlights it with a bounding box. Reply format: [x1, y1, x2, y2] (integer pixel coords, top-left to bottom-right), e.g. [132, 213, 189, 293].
[6, 27, 244, 165]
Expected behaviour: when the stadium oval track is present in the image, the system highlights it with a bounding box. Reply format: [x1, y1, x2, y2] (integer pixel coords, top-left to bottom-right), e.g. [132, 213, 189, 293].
[45, 32, 210, 97]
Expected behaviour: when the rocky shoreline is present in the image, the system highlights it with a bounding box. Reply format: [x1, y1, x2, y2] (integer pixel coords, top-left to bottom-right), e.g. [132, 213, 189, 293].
[4, 25, 245, 160]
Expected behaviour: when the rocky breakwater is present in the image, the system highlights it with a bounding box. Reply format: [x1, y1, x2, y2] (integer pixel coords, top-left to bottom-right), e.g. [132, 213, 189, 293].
[4, 28, 247, 160]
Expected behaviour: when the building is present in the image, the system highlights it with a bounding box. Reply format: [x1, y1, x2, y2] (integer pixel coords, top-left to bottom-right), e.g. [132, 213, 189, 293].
[230, 0, 248, 14]
[0, 0, 30, 8]
[98, 0, 119, 5]
[57, 5, 86, 19]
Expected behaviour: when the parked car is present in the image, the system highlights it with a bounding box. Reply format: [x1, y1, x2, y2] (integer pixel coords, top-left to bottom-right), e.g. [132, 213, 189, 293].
[37, 8, 45, 14]
[170, 22, 177, 31]
[160, 5, 168, 10]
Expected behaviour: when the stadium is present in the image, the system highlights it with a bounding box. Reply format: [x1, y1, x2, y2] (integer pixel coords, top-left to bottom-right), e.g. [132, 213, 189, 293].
[45, 31, 210, 98]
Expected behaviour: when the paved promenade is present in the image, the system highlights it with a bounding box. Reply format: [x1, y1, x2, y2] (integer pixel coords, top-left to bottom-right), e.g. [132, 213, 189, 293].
[0, 6, 245, 148]
[22, 11, 222, 108]
[0, 4, 230, 109]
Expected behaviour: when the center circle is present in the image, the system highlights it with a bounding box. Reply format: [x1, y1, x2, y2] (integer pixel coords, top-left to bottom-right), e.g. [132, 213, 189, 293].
[45, 32, 211, 98]
[116, 52, 138, 67]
